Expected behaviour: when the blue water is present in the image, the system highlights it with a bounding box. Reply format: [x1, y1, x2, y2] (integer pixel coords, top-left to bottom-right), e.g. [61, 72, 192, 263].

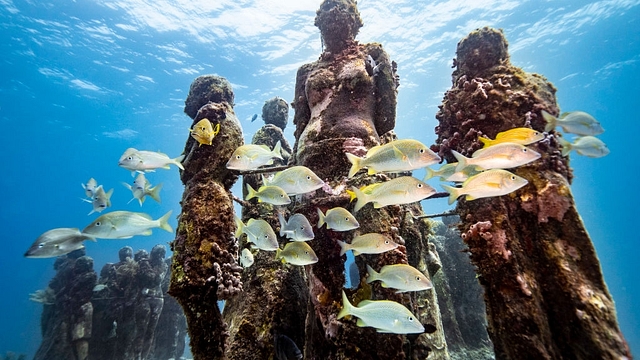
[1, 0, 638, 357]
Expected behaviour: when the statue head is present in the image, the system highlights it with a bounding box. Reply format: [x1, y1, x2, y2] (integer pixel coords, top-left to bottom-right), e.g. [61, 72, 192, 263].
[315, 0, 363, 53]
[150, 244, 167, 263]
[118, 246, 133, 262]
[134, 249, 149, 262]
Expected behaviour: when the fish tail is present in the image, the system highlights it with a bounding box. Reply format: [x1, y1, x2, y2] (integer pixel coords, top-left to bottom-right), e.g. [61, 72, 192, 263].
[316, 208, 325, 228]
[173, 154, 186, 170]
[158, 210, 173, 233]
[278, 212, 287, 237]
[557, 136, 572, 157]
[365, 265, 379, 284]
[272, 140, 283, 160]
[542, 110, 556, 132]
[337, 291, 354, 320]
[352, 187, 369, 213]
[423, 167, 434, 182]
[246, 184, 257, 200]
[337, 240, 350, 256]
[234, 215, 245, 238]
[345, 153, 363, 178]
[451, 150, 469, 173]
[478, 136, 493, 148]
[441, 184, 460, 205]
[148, 183, 163, 203]
[275, 247, 282, 261]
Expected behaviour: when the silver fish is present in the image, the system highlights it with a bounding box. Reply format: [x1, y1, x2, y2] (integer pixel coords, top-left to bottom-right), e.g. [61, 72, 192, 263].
[263, 166, 324, 195]
[316, 207, 360, 231]
[123, 173, 162, 206]
[118, 148, 184, 175]
[235, 216, 278, 251]
[24, 228, 96, 258]
[275, 242, 318, 266]
[85, 185, 113, 215]
[240, 248, 254, 268]
[246, 184, 291, 205]
[366, 264, 433, 293]
[81, 178, 98, 198]
[81, 210, 173, 239]
[441, 169, 529, 205]
[226, 141, 283, 170]
[346, 139, 440, 177]
[337, 291, 424, 334]
[278, 213, 314, 242]
[558, 136, 609, 158]
[350, 176, 436, 213]
[337, 233, 398, 256]
[453, 143, 541, 172]
[542, 110, 604, 136]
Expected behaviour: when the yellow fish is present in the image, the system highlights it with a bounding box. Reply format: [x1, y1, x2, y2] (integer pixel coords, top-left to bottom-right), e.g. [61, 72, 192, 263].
[350, 176, 436, 213]
[346, 139, 440, 178]
[190, 118, 220, 146]
[478, 127, 544, 148]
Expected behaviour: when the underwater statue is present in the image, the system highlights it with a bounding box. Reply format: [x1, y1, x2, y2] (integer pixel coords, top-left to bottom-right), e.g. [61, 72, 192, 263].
[169, 74, 244, 359]
[34, 249, 96, 360]
[433, 27, 632, 359]
[286, 0, 447, 358]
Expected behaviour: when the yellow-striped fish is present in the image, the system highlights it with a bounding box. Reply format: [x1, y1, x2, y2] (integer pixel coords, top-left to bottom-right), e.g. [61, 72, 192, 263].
[346, 139, 440, 178]
[453, 143, 540, 173]
[338, 291, 424, 334]
[350, 176, 436, 213]
[441, 169, 528, 205]
[478, 127, 544, 148]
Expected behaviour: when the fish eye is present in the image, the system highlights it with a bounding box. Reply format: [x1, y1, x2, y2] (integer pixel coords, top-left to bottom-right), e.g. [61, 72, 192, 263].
[417, 184, 423, 188]
[534, 131, 540, 135]
[127, 156, 133, 160]
[419, 149, 425, 153]
[38, 243, 44, 248]
[95, 222, 101, 226]
[415, 276, 421, 281]
[305, 251, 309, 255]
[306, 176, 311, 180]
[408, 316, 414, 322]
[236, 155, 241, 159]
[510, 175, 516, 180]
[280, 194, 284, 198]
[384, 240, 390, 244]
[345, 217, 349, 221]
[522, 148, 528, 152]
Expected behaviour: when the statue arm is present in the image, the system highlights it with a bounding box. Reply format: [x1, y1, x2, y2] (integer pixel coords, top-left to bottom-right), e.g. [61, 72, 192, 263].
[366, 44, 398, 136]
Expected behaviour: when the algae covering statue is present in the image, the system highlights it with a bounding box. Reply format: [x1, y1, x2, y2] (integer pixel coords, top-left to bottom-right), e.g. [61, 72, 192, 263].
[291, 0, 399, 179]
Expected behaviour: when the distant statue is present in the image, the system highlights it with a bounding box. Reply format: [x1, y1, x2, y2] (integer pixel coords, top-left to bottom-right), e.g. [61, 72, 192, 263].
[291, 0, 399, 179]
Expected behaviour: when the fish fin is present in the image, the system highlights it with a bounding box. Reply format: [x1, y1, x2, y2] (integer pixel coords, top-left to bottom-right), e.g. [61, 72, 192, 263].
[441, 184, 460, 205]
[478, 136, 493, 148]
[212, 123, 220, 137]
[157, 210, 173, 233]
[246, 184, 257, 201]
[392, 144, 407, 161]
[115, 236, 134, 239]
[542, 110, 556, 132]
[147, 183, 163, 203]
[345, 152, 363, 178]
[316, 208, 325, 228]
[557, 136, 572, 157]
[272, 140, 283, 160]
[337, 291, 354, 320]
[277, 212, 287, 236]
[451, 150, 469, 173]
[80, 198, 92, 204]
[234, 215, 244, 238]
[173, 155, 185, 170]
[352, 186, 369, 213]
[352, 250, 361, 256]
[337, 240, 349, 256]
[275, 248, 282, 261]
[356, 319, 368, 327]
[423, 167, 434, 182]
[140, 229, 153, 236]
[365, 265, 378, 283]
[345, 189, 357, 202]
[122, 182, 132, 191]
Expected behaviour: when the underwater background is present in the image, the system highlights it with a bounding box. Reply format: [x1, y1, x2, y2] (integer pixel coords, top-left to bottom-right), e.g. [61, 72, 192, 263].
[0, 0, 638, 357]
